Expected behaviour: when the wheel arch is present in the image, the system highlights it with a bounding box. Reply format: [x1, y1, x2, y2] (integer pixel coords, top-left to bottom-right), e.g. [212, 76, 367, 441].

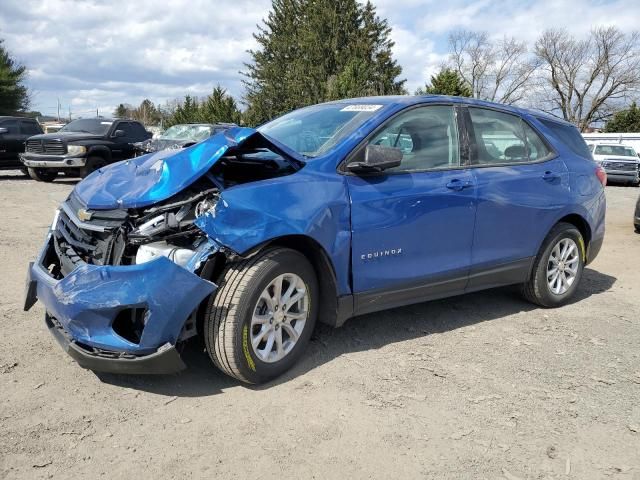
[199, 234, 351, 328]
[537, 213, 592, 265]
[87, 145, 112, 162]
[556, 213, 592, 248]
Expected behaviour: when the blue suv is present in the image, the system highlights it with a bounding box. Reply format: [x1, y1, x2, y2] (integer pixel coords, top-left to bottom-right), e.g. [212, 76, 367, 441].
[24, 96, 606, 383]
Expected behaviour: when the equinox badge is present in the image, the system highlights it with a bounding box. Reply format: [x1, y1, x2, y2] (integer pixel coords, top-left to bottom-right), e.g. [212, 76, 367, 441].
[361, 248, 403, 261]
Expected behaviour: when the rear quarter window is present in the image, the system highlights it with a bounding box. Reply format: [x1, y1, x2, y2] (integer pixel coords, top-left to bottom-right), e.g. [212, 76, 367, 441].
[538, 119, 592, 159]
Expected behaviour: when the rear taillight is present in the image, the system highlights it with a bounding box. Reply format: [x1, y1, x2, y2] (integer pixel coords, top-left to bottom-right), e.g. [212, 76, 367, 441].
[595, 165, 607, 186]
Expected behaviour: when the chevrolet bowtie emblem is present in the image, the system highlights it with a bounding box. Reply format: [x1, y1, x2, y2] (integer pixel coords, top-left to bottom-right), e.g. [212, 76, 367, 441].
[77, 208, 93, 222]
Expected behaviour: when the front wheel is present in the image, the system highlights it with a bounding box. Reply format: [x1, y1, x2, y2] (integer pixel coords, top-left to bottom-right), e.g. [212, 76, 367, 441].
[203, 248, 319, 384]
[522, 223, 585, 307]
[27, 167, 58, 182]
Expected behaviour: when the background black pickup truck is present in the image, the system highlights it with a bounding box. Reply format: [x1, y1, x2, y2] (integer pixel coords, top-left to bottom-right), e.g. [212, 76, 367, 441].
[0, 116, 44, 172]
[21, 118, 151, 182]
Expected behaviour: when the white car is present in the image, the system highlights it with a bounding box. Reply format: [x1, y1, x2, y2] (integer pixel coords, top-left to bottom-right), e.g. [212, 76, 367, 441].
[588, 143, 640, 186]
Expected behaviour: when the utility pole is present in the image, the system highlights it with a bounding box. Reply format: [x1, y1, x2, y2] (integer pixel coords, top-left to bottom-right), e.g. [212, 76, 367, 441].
[57, 98, 61, 122]
[68, 106, 71, 122]
[96, 107, 99, 118]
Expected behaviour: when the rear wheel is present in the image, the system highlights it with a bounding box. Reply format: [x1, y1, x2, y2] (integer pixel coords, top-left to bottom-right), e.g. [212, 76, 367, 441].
[79, 156, 107, 178]
[27, 167, 58, 182]
[522, 223, 585, 307]
[203, 248, 318, 384]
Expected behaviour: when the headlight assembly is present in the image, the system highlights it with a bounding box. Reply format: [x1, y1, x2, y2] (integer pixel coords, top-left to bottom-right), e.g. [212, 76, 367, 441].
[67, 145, 87, 156]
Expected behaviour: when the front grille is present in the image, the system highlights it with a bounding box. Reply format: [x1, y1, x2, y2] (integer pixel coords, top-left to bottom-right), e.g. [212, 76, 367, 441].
[52, 195, 129, 274]
[603, 160, 638, 172]
[26, 140, 44, 153]
[25, 139, 66, 155]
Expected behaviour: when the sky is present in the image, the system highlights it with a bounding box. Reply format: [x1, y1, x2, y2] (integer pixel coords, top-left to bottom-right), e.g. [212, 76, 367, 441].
[0, 0, 638, 119]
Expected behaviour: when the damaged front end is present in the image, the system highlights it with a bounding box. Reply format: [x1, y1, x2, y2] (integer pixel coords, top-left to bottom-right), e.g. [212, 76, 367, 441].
[25, 127, 304, 374]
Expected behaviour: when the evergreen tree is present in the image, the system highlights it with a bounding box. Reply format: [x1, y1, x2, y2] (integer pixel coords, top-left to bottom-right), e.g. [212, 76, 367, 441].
[415, 68, 472, 97]
[114, 103, 131, 118]
[604, 102, 640, 133]
[199, 86, 241, 124]
[166, 95, 200, 126]
[243, 0, 405, 125]
[0, 39, 30, 114]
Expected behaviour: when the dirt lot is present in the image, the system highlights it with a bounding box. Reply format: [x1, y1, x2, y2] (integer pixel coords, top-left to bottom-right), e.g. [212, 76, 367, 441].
[0, 170, 638, 480]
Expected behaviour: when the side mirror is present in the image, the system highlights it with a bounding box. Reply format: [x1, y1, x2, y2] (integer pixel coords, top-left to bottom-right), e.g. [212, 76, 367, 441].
[347, 145, 403, 173]
[113, 130, 125, 138]
[0, 127, 8, 135]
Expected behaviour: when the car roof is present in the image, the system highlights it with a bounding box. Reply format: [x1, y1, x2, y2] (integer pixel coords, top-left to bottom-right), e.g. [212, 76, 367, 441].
[0, 116, 37, 121]
[326, 95, 575, 127]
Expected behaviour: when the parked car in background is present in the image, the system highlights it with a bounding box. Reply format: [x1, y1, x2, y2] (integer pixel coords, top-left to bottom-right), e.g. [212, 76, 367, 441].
[0, 116, 43, 172]
[24, 96, 606, 384]
[134, 123, 236, 155]
[589, 142, 640, 186]
[20, 118, 151, 182]
[635, 194, 640, 233]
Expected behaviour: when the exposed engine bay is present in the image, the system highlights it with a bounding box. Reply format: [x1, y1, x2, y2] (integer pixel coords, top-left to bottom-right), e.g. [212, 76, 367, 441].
[46, 144, 300, 279]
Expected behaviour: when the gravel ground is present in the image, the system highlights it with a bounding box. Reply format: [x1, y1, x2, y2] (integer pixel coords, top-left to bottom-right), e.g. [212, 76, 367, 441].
[0, 170, 639, 480]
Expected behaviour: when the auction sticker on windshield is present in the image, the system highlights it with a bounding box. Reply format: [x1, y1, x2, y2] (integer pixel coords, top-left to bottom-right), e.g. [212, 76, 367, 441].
[340, 104, 383, 112]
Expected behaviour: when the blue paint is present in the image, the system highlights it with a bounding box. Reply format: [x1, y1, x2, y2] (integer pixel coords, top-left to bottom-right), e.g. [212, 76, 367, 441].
[28, 95, 607, 371]
[28, 234, 216, 354]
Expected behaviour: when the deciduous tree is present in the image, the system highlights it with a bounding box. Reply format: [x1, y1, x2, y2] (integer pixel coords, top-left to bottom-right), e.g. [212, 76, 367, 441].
[535, 27, 640, 131]
[448, 30, 538, 105]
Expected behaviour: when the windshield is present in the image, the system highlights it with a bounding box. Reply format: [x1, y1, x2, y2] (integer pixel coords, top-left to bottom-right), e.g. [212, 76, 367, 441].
[258, 103, 385, 157]
[60, 119, 113, 135]
[160, 124, 213, 142]
[594, 144, 637, 157]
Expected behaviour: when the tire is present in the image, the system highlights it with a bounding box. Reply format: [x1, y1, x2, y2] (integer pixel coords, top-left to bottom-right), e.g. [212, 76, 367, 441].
[203, 248, 319, 384]
[522, 222, 585, 308]
[27, 167, 58, 182]
[79, 156, 107, 178]
[635, 224, 640, 234]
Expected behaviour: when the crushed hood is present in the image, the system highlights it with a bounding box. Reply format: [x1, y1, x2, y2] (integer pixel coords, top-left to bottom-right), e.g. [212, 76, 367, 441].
[74, 127, 305, 210]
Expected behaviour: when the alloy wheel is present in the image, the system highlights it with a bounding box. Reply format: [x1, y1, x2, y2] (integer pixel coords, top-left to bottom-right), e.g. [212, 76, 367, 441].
[250, 273, 309, 363]
[547, 238, 579, 295]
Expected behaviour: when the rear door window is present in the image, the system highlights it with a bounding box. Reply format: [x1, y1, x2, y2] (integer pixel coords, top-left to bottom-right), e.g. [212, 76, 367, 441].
[20, 120, 42, 135]
[128, 122, 149, 141]
[116, 122, 137, 140]
[468, 108, 551, 165]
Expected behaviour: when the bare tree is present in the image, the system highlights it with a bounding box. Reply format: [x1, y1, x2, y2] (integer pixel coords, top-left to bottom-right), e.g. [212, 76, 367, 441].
[535, 27, 640, 131]
[448, 30, 539, 105]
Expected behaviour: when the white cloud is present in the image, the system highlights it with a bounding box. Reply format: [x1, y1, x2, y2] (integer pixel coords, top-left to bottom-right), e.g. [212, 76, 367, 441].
[0, 0, 638, 117]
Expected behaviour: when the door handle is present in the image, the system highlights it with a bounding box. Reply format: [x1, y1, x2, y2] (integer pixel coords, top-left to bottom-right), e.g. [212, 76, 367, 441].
[542, 171, 560, 182]
[446, 179, 474, 191]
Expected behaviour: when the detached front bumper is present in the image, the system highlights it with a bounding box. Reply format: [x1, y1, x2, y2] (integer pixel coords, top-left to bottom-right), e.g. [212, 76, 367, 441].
[45, 313, 185, 374]
[25, 234, 217, 374]
[21, 153, 87, 168]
